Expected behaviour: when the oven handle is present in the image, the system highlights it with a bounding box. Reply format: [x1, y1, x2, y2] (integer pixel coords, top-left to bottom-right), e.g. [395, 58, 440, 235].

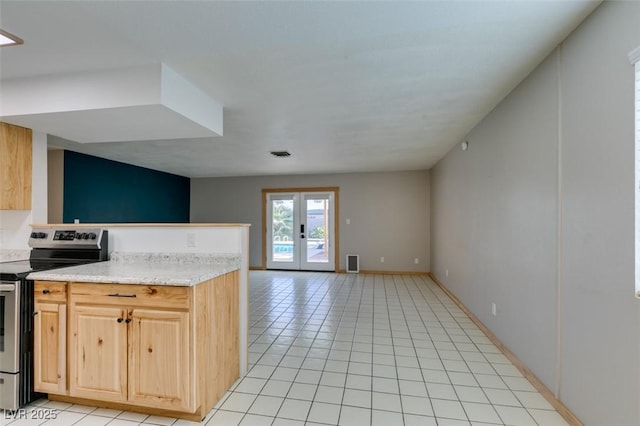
[0, 282, 16, 293]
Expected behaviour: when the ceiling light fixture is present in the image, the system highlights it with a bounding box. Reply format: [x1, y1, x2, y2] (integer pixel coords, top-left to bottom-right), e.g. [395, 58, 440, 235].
[270, 150, 291, 158]
[0, 29, 23, 47]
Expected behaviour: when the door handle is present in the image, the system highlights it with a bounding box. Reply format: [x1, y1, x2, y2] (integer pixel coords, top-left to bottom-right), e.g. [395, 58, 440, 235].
[300, 224, 305, 238]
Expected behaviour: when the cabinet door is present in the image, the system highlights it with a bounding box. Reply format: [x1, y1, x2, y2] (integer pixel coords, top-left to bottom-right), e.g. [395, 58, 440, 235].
[34, 302, 66, 394]
[70, 305, 128, 402]
[0, 122, 32, 210]
[128, 309, 193, 412]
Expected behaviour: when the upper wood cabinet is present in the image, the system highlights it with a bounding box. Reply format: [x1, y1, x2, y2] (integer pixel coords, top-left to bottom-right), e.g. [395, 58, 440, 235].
[0, 122, 32, 210]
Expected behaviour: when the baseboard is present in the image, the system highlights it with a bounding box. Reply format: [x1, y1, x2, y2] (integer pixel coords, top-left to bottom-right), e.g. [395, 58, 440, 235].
[427, 273, 583, 426]
[48, 394, 203, 422]
[253, 267, 428, 275]
[359, 269, 429, 276]
[249, 266, 266, 271]
[336, 269, 430, 275]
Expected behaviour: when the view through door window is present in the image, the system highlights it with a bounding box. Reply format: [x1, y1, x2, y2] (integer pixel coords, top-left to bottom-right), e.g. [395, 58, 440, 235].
[271, 199, 294, 262]
[306, 198, 329, 263]
[270, 198, 330, 263]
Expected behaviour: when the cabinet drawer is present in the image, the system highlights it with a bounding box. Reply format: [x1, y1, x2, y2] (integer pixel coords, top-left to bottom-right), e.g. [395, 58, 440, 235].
[35, 281, 67, 302]
[70, 283, 190, 309]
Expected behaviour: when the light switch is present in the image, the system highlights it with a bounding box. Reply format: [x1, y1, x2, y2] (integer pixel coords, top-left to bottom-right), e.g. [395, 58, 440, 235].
[346, 218, 351, 225]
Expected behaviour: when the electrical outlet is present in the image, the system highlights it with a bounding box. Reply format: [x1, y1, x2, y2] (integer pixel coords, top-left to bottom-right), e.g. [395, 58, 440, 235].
[445, 269, 449, 277]
[491, 302, 497, 316]
[187, 232, 197, 247]
[380, 257, 385, 263]
[414, 258, 419, 264]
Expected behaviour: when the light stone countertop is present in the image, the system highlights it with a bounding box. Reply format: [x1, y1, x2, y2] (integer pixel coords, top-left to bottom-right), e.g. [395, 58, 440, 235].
[0, 249, 31, 262]
[27, 252, 240, 286]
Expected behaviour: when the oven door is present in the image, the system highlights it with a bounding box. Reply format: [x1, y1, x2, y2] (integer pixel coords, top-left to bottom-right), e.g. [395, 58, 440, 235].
[0, 280, 19, 373]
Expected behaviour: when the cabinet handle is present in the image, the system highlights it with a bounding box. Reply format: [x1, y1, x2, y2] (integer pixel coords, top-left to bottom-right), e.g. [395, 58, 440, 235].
[108, 293, 137, 298]
[33, 312, 39, 316]
[117, 318, 124, 323]
[125, 318, 132, 324]
[42, 289, 50, 294]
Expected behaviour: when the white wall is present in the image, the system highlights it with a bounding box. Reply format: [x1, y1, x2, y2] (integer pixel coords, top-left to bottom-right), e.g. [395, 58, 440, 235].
[559, 3, 639, 424]
[191, 170, 430, 272]
[0, 130, 48, 249]
[430, 2, 640, 425]
[105, 226, 243, 255]
[432, 51, 560, 388]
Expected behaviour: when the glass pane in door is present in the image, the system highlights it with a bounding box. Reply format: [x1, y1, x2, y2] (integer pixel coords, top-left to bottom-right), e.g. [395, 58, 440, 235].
[271, 199, 295, 263]
[305, 198, 329, 264]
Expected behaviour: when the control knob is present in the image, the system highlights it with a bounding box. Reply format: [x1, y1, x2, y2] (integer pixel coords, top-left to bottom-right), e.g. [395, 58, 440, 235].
[30, 232, 38, 239]
[88, 232, 97, 240]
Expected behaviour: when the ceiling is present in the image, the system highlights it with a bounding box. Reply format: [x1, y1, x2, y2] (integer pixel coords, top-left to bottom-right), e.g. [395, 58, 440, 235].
[0, 0, 600, 178]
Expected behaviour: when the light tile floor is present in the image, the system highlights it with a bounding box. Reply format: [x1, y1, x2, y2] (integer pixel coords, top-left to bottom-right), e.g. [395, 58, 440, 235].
[2, 271, 569, 426]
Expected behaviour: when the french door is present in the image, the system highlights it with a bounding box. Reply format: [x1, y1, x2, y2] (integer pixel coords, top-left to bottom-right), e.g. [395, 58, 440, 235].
[265, 190, 336, 271]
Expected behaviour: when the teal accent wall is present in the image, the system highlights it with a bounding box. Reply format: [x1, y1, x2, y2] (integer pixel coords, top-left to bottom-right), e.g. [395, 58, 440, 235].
[63, 151, 190, 223]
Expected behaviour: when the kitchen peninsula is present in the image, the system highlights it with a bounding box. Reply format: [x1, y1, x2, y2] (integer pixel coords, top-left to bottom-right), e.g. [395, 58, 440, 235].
[26, 223, 250, 421]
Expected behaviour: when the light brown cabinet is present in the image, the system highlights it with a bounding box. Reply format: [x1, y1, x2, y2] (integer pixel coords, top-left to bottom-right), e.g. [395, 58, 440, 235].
[69, 284, 193, 411]
[128, 309, 191, 411]
[34, 282, 67, 394]
[35, 271, 240, 421]
[0, 122, 32, 210]
[70, 304, 128, 403]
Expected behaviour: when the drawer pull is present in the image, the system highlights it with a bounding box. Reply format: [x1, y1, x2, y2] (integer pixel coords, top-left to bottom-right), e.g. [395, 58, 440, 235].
[117, 318, 124, 323]
[108, 293, 137, 298]
[42, 289, 50, 294]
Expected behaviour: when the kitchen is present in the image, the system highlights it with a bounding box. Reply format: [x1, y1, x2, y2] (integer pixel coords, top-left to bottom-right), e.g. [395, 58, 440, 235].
[0, 118, 431, 424]
[1, 1, 640, 425]
[0, 122, 250, 420]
